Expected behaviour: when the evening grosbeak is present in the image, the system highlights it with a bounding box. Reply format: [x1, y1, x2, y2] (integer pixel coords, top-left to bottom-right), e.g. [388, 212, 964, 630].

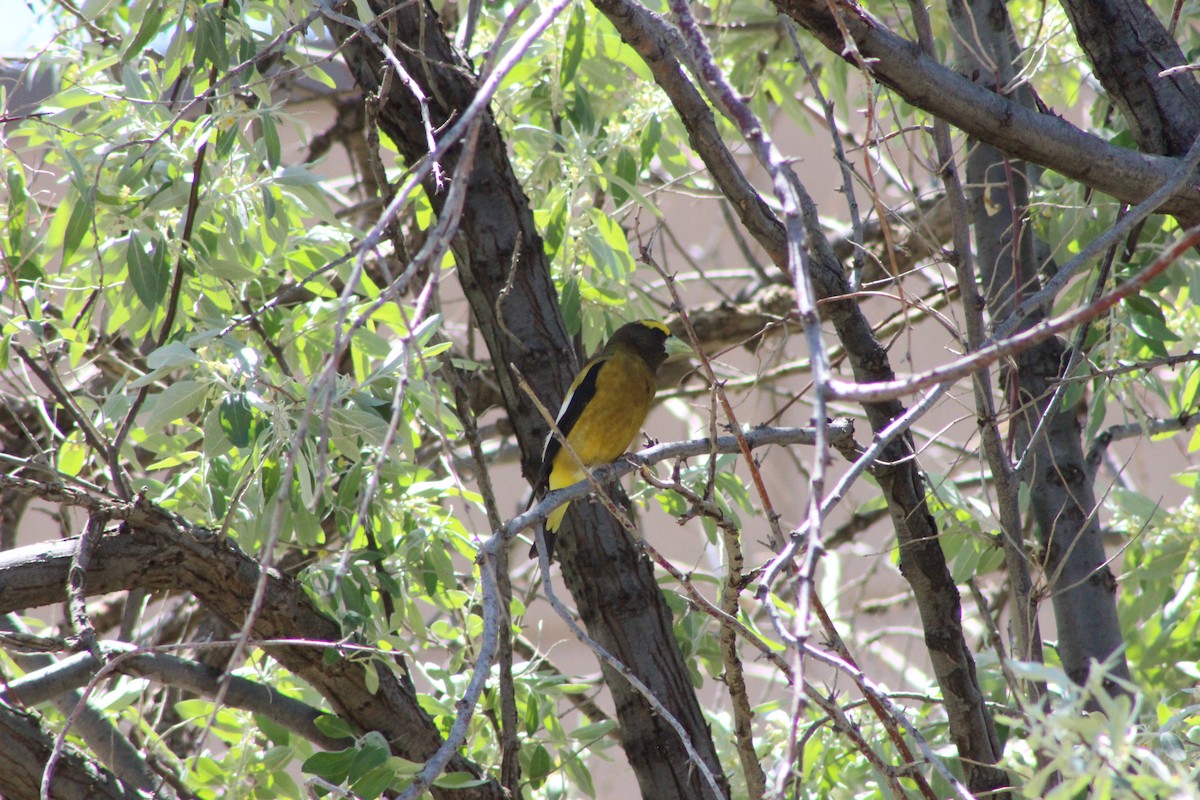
[530, 320, 689, 559]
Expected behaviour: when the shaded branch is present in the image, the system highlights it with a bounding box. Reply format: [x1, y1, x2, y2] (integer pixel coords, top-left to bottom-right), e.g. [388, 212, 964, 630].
[1086, 410, 1200, 473]
[0, 482, 503, 800]
[771, 0, 1200, 224]
[1, 648, 346, 750]
[0, 702, 145, 800]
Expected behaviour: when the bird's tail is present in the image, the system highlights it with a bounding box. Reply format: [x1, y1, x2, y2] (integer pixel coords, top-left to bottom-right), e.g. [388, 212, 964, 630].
[528, 504, 566, 560]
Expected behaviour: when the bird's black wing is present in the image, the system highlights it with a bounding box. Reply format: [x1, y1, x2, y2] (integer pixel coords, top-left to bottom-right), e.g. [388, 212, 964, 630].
[533, 355, 606, 495]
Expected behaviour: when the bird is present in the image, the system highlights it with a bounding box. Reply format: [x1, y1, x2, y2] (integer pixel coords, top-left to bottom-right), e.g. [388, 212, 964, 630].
[530, 319, 687, 560]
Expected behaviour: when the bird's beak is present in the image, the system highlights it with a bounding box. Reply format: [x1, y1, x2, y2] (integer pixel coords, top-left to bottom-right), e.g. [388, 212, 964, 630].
[664, 334, 695, 362]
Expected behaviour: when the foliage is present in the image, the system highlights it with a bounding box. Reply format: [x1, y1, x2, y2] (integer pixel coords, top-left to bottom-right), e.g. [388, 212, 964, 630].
[3, 0, 1200, 797]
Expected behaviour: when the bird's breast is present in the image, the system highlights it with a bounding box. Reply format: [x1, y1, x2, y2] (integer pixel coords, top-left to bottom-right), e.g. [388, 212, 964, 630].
[563, 355, 655, 468]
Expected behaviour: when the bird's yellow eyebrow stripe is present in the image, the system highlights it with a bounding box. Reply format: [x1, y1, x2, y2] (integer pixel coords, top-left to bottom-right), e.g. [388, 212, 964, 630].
[639, 319, 671, 335]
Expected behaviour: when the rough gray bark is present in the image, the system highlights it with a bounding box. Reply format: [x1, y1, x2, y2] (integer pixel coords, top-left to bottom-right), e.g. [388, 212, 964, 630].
[933, 0, 1044, 685]
[0, 702, 145, 800]
[0, 488, 502, 800]
[770, 0, 1200, 224]
[1010, 337, 1131, 693]
[947, 0, 1133, 695]
[2, 646, 343, 749]
[326, 3, 730, 798]
[587, 0, 1009, 792]
[1056, 0, 1200, 156]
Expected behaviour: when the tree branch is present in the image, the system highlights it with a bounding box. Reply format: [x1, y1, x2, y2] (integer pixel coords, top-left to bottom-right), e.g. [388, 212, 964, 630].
[770, 0, 1200, 224]
[0, 484, 503, 800]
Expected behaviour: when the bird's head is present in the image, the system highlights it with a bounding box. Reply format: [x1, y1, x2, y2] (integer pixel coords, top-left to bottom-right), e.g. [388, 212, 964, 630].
[606, 319, 692, 372]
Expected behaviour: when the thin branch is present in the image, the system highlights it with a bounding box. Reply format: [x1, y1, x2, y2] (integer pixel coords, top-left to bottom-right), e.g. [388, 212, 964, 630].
[772, 0, 1200, 221]
[528, 535, 727, 799]
[1087, 410, 1200, 469]
[395, 550, 502, 800]
[908, 0, 1042, 693]
[828, 226, 1200, 402]
[451, 374, 522, 795]
[803, 645, 985, 800]
[316, 0, 443, 184]
[2, 646, 346, 750]
[500, 422, 855, 541]
[993, 133, 1200, 338]
[66, 513, 107, 661]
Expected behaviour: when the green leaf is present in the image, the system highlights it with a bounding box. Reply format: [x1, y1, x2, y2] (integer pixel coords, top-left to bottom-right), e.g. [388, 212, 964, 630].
[1159, 731, 1187, 761]
[543, 192, 567, 256]
[254, 713, 291, 747]
[124, 0, 165, 59]
[275, 165, 324, 185]
[146, 341, 199, 371]
[194, 3, 230, 71]
[127, 231, 170, 310]
[302, 747, 355, 783]
[640, 115, 662, 167]
[351, 764, 397, 799]
[523, 693, 540, 736]
[567, 85, 596, 135]
[144, 380, 209, 433]
[7, 165, 28, 260]
[261, 112, 281, 170]
[610, 147, 638, 209]
[569, 720, 617, 740]
[58, 433, 87, 477]
[527, 744, 552, 786]
[62, 189, 95, 265]
[560, 275, 581, 333]
[432, 772, 488, 789]
[219, 393, 254, 448]
[313, 714, 355, 741]
[363, 660, 380, 695]
[560, 4, 586, 87]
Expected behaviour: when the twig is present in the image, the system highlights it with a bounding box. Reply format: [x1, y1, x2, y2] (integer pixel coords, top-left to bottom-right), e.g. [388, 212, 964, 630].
[66, 513, 108, 662]
[316, 0, 443, 185]
[451, 373, 522, 794]
[803, 645, 987, 800]
[529, 532, 727, 799]
[395, 547, 502, 800]
[907, 0, 1042, 694]
[757, 384, 947, 605]
[827, 226, 1200, 402]
[499, 421, 855, 542]
[663, 7, 838, 787]
[993, 133, 1200, 339]
[645, 254, 788, 551]
[1087, 410, 1200, 475]
[11, 345, 118, 490]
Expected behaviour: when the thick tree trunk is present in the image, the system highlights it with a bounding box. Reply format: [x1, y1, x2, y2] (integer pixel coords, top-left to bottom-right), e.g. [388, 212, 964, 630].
[770, 0, 1200, 225]
[327, 3, 730, 797]
[1056, 0, 1200, 156]
[587, 0, 1008, 792]
[948, 0, 1133, 695]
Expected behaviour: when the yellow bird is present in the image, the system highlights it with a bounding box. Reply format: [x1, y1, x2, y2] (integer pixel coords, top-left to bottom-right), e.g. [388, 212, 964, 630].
[531, 320, 687, 559]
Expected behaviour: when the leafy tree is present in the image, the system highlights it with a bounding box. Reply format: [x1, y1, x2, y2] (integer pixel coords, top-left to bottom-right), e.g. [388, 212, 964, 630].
[2, 0, 1200, 797]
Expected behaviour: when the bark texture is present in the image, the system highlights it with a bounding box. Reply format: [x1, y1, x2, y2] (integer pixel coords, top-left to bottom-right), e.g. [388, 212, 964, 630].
[770, 0, 1200, 224]
[588, 0, 1009, 791]
[948, 0, 1133, 694]
[0, 703, 145, 800]
[327, 3, 730, 797]
[0, 495, 502, 800]
[1057, 0, 1200, 156]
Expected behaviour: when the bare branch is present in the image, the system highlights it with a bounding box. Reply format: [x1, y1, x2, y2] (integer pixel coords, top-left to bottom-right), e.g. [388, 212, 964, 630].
[772, 0, 1200, 223]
